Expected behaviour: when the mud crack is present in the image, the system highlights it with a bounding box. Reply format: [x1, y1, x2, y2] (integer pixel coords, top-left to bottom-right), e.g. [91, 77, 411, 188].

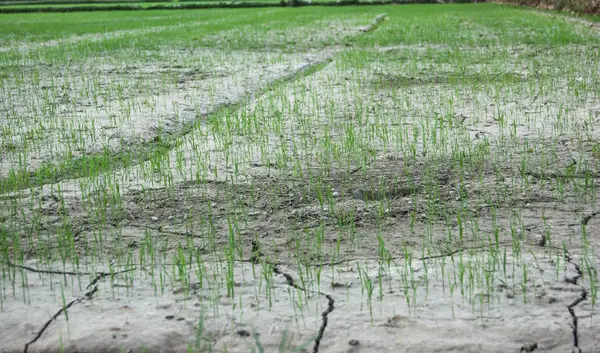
[564, 252, 588, 352]
[273, 265, 335, 353]
[7, 261, 104, 276]
[23, 297, 80, 353]
[313, 293, 334, 353]
[22, 268, 136, 353]
[581, 210, 600, 226]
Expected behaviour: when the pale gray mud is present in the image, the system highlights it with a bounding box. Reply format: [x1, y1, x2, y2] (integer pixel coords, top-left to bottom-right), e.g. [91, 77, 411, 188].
[1, 11, 600, 353]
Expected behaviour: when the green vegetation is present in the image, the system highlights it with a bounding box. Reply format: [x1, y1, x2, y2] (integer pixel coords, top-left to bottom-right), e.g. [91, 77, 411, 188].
[502, 0, 599, 14]
[0, 3, 599, 351]
[0, 2, 245, 9]
[0, 0, 427, 14]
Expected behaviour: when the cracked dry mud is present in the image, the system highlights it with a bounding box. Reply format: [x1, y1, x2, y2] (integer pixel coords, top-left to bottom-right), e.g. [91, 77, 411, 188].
[2, 9, 600, 353]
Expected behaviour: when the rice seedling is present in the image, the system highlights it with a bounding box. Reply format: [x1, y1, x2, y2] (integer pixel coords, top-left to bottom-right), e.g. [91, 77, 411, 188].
[1, 3, 599, 352]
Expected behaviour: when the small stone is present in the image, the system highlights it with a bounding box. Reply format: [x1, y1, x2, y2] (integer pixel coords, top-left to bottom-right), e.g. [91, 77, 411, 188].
[332, 191, 340, 197]
[151, 216, 158, 222]
[165, 315, 175, 320]
[237, 329, 251, 337]
[349, 340, 359, 346]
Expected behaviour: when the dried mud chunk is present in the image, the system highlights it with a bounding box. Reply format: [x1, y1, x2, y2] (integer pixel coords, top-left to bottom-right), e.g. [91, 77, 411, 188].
[383, 314, 404, 327]
[520, 342, 538, 352]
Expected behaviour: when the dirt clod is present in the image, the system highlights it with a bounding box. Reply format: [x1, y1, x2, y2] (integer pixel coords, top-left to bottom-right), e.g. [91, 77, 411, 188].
[520, 342, 538, 352]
